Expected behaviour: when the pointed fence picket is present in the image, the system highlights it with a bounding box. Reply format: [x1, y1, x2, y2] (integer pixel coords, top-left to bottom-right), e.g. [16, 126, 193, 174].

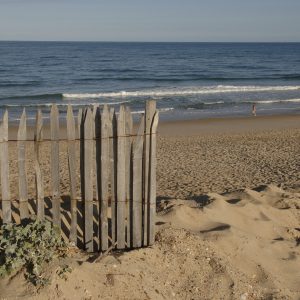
[50, 105, 60, 227]
[100, 105, 109, 251]
[35, 109, 44, 221]
[132, 115, 145, 248]
[0, 111, 11, 224]
[143, 100, 156, 246]
[0, 101, 159, 253]
[67, 105, 77, 244]
[109, 108, 117, 247]
[18, 109, 28, 221]
[125, 107, 133, 246]
[84, 108, 94, 252]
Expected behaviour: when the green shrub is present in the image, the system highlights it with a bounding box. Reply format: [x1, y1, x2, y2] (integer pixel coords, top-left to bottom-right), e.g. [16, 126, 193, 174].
[0, 220, 68, 285]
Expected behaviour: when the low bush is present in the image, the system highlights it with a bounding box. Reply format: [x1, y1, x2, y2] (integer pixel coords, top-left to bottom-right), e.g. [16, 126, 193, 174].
[0, 220, 68, 285]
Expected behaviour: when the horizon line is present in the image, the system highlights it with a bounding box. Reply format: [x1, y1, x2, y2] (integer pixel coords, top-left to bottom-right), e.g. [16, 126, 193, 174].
[0, 40, 300, 43]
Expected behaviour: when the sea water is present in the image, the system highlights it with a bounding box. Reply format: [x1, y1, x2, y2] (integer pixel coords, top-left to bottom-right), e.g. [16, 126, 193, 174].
[0, 42, 300, 122]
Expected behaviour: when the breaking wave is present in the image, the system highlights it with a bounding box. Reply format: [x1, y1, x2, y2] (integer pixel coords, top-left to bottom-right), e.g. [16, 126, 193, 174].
[63, 85, 300, 99]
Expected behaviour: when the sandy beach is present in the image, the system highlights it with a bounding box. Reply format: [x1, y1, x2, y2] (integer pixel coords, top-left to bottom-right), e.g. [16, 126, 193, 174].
[157, 114, 300, 199]
[1, 0, 300, 297]
[1, 114, 300, 299]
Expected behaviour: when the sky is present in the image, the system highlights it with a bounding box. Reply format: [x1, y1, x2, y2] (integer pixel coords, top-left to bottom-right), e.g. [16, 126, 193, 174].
[0, 0, 299, 42]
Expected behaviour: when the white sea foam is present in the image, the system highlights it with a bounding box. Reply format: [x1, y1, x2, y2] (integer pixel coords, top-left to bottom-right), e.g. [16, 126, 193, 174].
[159, 107, 174, 112]
[256, 100, 281, 104]
[130, 107, 174, 115]
[284, 98, 300, 103]
[62, 85, 300, 99]
[250, 98, 300, 104]
[205, 101, 225, 105]
[130, 110, 145, 115]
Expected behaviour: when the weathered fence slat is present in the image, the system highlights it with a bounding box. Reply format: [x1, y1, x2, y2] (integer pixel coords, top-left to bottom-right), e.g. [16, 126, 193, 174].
[125, 107, 133, 246]
[34, 109, 44, 220]
[67, 105, 77, 244]
[84, 108, 94, 252]
[143, 100, 156, 245]
[116, 105, 126, 249]
[148, 111, 159, 245]
[109, 108, 117, 247]
[50, 104, 60, 227]
[132, 115, 145, 248]
[93, 104, 100, 203]
[0, 110, 11, 223]
[100, 105, 109, 251]
[78, 109, 85, 245]
[94, 106, 101, 251]
[78, 108, 84, 201]
[17, 109, 28, 221]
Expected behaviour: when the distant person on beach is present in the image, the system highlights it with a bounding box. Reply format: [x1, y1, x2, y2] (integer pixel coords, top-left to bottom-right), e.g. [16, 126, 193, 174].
[252, 103, 256, 116]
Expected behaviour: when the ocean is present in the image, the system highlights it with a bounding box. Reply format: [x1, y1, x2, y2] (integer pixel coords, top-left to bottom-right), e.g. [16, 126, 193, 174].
[0, 41, 300, 122]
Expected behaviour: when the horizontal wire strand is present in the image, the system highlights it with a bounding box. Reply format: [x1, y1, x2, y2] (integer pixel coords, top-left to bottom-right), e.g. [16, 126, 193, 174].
[0, 132, 157, 143]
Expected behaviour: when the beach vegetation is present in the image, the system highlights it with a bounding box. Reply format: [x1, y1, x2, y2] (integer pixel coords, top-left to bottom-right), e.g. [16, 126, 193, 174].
[0, 220, 68, 286]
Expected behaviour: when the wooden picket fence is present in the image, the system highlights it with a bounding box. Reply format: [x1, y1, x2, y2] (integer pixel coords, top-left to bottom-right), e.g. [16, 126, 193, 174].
[0, 100, 159, 252]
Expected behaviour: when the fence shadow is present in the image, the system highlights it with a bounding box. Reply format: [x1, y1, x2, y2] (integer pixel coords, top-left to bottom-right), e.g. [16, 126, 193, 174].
[187, 194, 212, 208]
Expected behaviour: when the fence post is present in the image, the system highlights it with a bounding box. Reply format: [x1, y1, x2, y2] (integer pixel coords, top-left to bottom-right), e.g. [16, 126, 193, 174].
[143, 100, 156, 245]
[84, 108, 94, 252]
[34, 109, 44, 220]
[109, 108, 117, 248]
[93, 104, 100, 204]
[78, 109, 85, 248]
[116, 105, 126, 249]
[50, 104, 60, 227]
[18, 109, 29, 221]
[148, 111, 159, 245]
[132, 115, 145, 248]
[78, 108, 84, 203]
[67, 105, 77, 244]
[0, 110, 11, 223]
[100, 105, 109, 251]
[125, 107, 133, 246]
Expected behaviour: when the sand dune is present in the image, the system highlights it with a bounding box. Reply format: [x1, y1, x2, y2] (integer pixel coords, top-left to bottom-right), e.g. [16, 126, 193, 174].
[157, 185, 300, 298]
[1, 185, 299, 300]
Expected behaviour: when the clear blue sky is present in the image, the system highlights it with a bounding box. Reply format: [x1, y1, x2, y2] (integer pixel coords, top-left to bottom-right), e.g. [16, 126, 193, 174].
[0, 0, 299, 42]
